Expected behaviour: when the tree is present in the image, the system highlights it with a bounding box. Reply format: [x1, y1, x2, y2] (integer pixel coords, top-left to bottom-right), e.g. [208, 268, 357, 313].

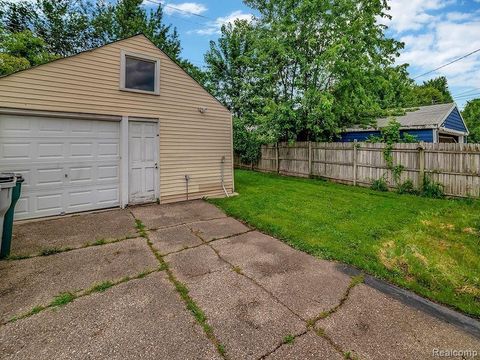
[205, 20, 265, 120]
[408, 76, 454, 106]
[422, 76, 453, 102]
[93, 0, 182, 60]
[207, 0, 406, 146]
[462, 99, 480, 143]
[0, 0, 205, 83]
[0, 29, 57, 75]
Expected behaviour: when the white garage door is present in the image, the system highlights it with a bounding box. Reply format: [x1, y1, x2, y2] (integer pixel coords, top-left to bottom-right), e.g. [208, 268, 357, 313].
[0, 115, 121, 220]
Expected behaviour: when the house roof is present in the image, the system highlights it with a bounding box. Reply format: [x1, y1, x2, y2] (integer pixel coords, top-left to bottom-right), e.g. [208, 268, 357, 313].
[377, 103, 456, 128]
[345, 103, 462, 132]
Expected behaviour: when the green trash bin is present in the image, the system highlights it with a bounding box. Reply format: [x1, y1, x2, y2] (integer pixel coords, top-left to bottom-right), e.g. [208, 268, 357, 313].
[1, 174, 24, 259]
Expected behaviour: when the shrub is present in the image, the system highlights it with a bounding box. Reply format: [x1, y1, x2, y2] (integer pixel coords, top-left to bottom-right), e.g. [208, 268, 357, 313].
[421, 175, 445, 199]
[371, 177, 389, 192]
[397, 179, 418, 195]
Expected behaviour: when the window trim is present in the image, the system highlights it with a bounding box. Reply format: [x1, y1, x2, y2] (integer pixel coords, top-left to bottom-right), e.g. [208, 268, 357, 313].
[120, 50, 160, 95]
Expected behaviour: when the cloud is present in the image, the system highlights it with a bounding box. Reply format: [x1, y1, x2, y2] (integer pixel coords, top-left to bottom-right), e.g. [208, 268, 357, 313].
[398, 18, 480, 90]
[384, 0, 450, 33]
[163, 2, 207, 17]
[195, 10, 253, 35]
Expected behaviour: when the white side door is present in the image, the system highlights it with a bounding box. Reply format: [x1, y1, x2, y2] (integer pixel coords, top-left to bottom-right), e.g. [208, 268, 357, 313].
[128, 121, 158, 204]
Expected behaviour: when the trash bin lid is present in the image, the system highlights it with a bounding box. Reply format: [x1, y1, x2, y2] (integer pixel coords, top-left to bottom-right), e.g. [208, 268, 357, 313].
[0, 173, 15, 183]
[15, 174, 25, 183]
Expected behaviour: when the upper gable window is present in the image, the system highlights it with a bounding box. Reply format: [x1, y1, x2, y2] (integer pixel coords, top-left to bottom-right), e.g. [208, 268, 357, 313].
[120, 51, 160, 95]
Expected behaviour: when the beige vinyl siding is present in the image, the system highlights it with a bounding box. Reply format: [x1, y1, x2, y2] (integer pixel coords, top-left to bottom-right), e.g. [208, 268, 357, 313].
[0, 35, 233, 203]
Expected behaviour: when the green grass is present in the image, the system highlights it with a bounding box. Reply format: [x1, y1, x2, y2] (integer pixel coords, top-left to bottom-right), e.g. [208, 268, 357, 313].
[210, 170, 480, 317]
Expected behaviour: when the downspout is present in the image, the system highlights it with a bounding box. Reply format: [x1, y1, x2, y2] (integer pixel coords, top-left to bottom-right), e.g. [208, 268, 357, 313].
[221, 156, 229, 197]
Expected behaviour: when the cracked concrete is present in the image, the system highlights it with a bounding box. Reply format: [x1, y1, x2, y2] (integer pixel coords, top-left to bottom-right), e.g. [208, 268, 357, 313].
[148, 224, 203, 255]
[129, 200, 226, 230]
[316, 284, 480, 360]
[11, 209, 138, 257]
[264, 331, 344, 360]
[211, 231, 353, 320]
[2, 200, 479, 360]
[0, 238, 158, 323]
[0, 273, 221, 360]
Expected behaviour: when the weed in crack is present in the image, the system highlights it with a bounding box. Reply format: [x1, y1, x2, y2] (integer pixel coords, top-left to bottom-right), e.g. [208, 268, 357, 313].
[50, 292, 75, 307]
[232, 266, 243, 275]
[92, 239, 107, 246]
[307, 274, 365, 328]
[135, 219, 148, 238]
[87, 281, 114, 294]
[6, 270, 159, 324]
[40, 247, 69, 256]
[283, 334, 295, 344]
[344, 351, 359, 360]
[135, 215, 227, 359]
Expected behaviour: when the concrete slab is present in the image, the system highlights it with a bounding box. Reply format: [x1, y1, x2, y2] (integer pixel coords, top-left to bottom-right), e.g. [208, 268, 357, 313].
[316, 284, 480, 360]
[0, 238, 158, 323]
[148, 225, 203, 255]
[187, 217, 250, 242]
[265, 332, 344, 360]
[0, 273, 221, 360]
[11, 209, 137, 257]
[180, 269, 305, 360]
[212, 231, 352, 319]
[165, 245, 230, 282]
[130, 200, 226, 230]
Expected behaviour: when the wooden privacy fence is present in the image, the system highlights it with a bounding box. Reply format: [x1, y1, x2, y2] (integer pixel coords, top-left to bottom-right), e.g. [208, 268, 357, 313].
[235, 142, 480, 198]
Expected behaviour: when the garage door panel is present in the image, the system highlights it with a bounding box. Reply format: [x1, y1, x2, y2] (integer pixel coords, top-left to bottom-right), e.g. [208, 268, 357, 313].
[38, 143, 65, 159]
[71, 142, 94, 157]
[98, 142, 119, 157]
[69, 166, 93, 183]
[14, 198, 29, 218]
[97, 187, 120, 205]
[0, 115, 120, 220]
[98, 165, 119, 181]
[97, 121, 120, 136]
[1, 143, 32, 160]
[36, 193, 63, 213]
[0, 117, 32, 134]
[39, 118, 67, 134]
[37, 168, 64, 186]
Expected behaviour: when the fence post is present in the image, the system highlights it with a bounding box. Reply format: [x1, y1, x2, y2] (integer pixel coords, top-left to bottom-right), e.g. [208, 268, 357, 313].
[276, 142, 280, 174]
[353, 140, 358, 186]
[418, 142, 425, 187]
[308, 141, 312, 177]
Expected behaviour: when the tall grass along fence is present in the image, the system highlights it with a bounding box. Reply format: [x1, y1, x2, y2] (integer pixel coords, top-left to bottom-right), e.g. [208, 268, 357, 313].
[235, 142, 480, 198]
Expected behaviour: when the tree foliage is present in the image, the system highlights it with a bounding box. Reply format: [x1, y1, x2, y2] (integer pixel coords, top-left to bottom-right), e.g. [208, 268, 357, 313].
[0, 0, 204, 83]
[462, 99, 480, 143]
[409, 76, 454, 106]
[205, 0, 415, 159]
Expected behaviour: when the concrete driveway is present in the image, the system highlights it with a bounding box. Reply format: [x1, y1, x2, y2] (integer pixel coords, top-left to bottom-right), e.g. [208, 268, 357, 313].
[0, 201, 478, 360]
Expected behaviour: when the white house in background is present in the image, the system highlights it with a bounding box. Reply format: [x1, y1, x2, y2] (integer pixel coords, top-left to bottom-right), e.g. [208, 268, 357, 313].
[0, 34, 233, 220]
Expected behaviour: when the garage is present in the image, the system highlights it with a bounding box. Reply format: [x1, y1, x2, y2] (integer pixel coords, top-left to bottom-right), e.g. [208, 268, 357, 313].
[0, 114, 121, 220]
[0, 34, 233, 221]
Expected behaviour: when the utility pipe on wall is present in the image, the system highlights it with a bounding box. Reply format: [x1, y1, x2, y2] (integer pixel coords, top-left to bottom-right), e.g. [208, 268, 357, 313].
[221, 156, 229, 197]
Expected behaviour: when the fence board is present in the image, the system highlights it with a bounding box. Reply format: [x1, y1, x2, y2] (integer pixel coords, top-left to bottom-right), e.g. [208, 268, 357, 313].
[235, 142, 480, 198]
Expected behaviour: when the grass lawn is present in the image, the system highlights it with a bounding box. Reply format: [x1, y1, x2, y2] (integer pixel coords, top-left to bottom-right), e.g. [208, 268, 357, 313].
[210, 170, 480, 317]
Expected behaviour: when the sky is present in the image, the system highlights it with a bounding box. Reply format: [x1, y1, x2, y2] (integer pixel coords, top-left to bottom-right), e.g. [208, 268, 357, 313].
[146, 0, 480, 109]
[7, 0, 480, 108]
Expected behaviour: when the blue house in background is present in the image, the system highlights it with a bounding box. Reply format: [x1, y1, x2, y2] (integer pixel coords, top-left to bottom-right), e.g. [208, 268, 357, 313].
[341, 103, 469, 143]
